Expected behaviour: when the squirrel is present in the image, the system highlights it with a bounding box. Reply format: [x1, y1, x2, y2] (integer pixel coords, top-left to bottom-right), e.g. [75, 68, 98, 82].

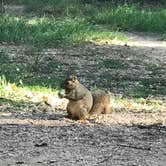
[58, 75, 110, 120]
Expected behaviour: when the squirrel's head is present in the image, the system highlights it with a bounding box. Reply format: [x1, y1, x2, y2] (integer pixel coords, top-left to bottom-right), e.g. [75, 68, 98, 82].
[60, 75, 79, 90]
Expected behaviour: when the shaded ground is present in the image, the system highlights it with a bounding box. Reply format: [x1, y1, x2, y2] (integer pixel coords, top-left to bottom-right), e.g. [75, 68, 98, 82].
[1, 34, 166, 98]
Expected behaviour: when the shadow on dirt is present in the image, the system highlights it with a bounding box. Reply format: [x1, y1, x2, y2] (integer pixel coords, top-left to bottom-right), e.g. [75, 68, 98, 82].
[0, 41, 166, 99]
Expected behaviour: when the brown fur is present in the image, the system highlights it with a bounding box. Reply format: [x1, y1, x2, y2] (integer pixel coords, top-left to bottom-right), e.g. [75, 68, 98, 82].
[58, 75, 110, 120]
[90, 90, 110, 115]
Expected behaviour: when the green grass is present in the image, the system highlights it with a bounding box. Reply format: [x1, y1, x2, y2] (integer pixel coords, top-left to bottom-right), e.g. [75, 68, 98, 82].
[0, 75, 8, 97]
[90, 5, 166, 32]
[0, 17, 90, 47]
[0, 1, 165, 47]
[0, 48, 62, 88]
[0, 74, 58, 111]
[0, 16, 126, 47]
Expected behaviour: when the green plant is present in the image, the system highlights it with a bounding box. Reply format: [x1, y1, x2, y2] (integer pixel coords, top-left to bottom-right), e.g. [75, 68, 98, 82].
[0, 75, 8, 97]
[1, 1, 166, 46]
[91, 5, 166, 32]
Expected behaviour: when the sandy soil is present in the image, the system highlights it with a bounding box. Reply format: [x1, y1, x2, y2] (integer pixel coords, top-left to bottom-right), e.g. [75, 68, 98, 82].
[0, 112, 166, 166]
[0, 106, 166, 166]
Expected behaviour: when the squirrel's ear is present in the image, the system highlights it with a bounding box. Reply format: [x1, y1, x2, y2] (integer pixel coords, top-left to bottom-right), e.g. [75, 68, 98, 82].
[70, 75, 77, 81]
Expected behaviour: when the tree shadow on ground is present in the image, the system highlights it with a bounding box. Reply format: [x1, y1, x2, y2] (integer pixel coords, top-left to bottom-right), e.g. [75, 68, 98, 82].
[0, 41, 165, 99]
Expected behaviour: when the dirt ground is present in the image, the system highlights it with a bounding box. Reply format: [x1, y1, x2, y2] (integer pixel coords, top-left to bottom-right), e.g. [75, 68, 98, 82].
[0, 33, 166, 166]
[0, 109, 166, 166]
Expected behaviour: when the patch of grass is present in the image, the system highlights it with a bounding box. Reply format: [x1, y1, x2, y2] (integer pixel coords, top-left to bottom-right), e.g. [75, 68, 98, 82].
[0, 97, 30, 112]
[110, 95, 164, 112]
[0, 16, 91, 47]
[1, 1, 166, 46]
[0, 16, 126, 47]
[0, 75, 57, 97]
[0, 74, 58, 111]
[90, 5, 166, 32]
[0, 48, 63, 88]
[0, 75, 8, 97]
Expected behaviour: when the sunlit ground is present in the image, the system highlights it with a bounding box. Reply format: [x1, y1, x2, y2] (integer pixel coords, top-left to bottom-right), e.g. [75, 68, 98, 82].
[92, 31, 166, 48]
[0, 80, 165, 114]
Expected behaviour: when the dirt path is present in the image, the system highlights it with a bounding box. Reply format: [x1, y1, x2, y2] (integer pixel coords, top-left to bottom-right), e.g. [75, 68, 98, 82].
[98, 31, 166, 65]
[0, 108, 166, 166]
[0, 121, 166, 166]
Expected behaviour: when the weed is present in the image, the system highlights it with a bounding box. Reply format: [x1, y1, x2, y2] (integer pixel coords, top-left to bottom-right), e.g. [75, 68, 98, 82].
[0, 75, 8, 97]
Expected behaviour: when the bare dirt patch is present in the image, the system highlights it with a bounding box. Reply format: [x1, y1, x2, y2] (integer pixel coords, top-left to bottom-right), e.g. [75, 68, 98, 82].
[0, 108, 166, 165]
[0, 112, 166, 166]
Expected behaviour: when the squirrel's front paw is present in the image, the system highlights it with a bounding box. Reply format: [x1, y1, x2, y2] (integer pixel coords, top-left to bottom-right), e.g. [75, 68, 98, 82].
[58, 89, 66, 98]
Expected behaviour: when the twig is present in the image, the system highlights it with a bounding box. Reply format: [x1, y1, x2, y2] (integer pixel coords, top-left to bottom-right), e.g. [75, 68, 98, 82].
[118, 143, 151, 151]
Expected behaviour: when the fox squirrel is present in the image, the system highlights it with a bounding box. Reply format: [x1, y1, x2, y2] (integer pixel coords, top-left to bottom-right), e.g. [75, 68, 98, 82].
[58, 75, 110, 120]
